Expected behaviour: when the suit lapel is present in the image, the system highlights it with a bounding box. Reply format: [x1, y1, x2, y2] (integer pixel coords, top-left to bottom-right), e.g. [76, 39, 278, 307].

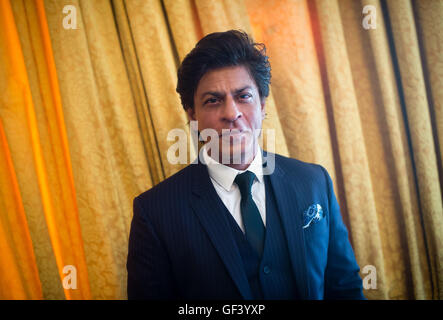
[189, 162, 253, 300]
[266, 154, 310, 299]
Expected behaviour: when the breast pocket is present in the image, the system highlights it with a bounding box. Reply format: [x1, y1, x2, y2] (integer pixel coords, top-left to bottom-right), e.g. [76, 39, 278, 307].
[302, 205, 329, 256]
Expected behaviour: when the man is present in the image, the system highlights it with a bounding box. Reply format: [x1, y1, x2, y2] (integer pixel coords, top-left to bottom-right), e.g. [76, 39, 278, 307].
[127, 30, 365, 300]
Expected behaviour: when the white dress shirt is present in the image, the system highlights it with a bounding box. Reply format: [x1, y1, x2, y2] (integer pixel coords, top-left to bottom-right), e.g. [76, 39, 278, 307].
[202, 144, 266, 233]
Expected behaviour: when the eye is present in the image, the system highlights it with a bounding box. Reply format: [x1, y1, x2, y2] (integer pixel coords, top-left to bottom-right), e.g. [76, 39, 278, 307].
[238, 93, 252, 101]
[204, 97, 219, 105]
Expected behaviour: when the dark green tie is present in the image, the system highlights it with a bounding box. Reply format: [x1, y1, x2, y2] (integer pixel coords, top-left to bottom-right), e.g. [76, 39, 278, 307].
[234, 171, 265, 257]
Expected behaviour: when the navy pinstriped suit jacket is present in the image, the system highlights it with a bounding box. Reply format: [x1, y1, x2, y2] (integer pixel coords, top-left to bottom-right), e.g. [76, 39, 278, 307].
[127, 151, 365, 300]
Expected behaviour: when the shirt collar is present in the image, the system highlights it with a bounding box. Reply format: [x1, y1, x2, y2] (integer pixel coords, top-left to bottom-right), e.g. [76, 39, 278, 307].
[202, 143, 264, 192]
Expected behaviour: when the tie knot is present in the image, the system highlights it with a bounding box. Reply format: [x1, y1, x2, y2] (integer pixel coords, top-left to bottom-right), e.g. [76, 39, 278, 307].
[234, 171, 256, 196]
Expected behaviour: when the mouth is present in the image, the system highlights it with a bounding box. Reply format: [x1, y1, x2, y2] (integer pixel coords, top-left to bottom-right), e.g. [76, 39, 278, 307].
[219, 129, 246, 138]
[218, 130, 250, 147]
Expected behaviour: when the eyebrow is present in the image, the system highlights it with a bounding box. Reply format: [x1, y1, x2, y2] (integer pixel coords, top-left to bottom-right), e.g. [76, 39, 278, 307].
[199, 86, 252, 100]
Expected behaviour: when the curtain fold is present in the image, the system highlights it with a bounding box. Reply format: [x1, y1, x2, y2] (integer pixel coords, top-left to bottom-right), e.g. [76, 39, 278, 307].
[0, 0, 441, 300]
[340, 0, 432, 299]
[415, 0, 443, 167]
[43, 0, 153, 299]
[163, 0, 203, 62]
[122, 0, 190, 179]
[1, 0, 91, 299]
[314, 0, 388, 299]
[113, 0, 167, 185]
[386, 0, 443, 298]
[0, 118, 42, 299]
[360, 0, 433, 299]
[1, 0, 62, 299]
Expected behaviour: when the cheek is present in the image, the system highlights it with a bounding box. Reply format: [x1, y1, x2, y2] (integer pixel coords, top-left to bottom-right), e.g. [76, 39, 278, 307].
[252, 111, 264, 128]
[196, 113, 218, 131]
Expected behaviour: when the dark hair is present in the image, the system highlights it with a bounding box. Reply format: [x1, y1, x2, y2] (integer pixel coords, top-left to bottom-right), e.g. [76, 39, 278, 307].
[176, 30, 271, 110]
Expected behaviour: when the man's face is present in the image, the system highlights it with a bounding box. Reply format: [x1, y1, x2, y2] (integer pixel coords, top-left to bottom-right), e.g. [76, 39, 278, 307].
[187, 65, 265, 167]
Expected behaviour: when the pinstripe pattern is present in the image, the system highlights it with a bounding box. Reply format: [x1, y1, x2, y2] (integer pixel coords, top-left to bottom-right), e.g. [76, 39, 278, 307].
[127, 152, 365, 299]
[224, 173, 299, 299]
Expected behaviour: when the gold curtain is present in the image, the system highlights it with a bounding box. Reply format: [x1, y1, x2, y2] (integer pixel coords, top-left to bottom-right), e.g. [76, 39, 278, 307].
[0, 0, 441, 300]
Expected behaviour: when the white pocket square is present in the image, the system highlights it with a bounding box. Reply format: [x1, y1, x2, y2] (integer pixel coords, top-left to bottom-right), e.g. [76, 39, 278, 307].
[302, 204, 324, 229]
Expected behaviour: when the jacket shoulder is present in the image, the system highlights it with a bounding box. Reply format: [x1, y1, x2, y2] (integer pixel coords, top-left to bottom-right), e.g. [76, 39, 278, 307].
[272, 152, 327, 180]
[135, 164, 195, 208]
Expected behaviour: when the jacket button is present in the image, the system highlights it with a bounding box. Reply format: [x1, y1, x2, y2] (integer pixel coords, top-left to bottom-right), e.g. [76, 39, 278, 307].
[263, 266, 271, 274]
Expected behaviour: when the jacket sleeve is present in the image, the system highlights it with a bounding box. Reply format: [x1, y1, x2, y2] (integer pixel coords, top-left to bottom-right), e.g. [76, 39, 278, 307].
[320, 166, 366, 300]
[127, 196, 178, 299]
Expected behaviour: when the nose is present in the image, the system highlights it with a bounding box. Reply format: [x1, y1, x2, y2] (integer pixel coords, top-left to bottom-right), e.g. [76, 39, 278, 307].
[222, 95, 241, 122]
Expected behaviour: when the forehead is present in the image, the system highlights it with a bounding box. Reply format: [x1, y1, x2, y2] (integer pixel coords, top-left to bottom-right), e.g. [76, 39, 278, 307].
[195, 65, 257, 95]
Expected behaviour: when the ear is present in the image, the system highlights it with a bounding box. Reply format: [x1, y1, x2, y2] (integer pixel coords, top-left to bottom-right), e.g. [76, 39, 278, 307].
[260, 98, 266, 120]
[186, 107, 196, 122]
